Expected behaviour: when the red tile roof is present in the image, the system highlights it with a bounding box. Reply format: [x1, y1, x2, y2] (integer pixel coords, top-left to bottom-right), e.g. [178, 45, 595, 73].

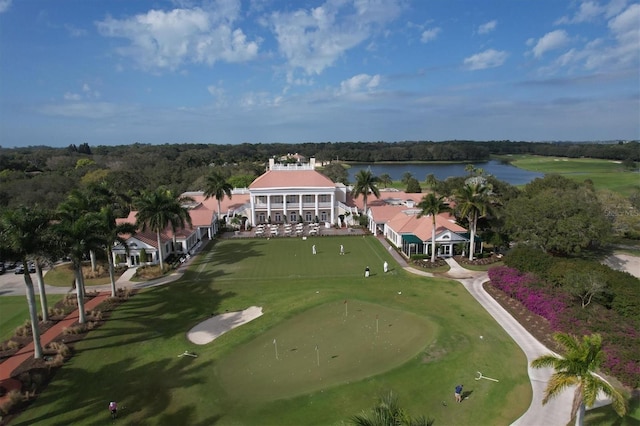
[386, 210, 465, 241]
[249, 170, 335, 189]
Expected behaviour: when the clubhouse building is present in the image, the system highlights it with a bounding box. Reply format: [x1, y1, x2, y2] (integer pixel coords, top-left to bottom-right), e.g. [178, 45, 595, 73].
[112, 158, 477, 267]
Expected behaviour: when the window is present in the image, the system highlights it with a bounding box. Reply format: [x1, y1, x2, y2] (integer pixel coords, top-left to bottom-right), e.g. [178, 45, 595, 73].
[319, 194, 330, 202]
[275, 213, 281, 222]
[305, 212, 313, 222]
[258, 213, 265, 223]
[321, 211, 327, 221]
[290, 212, 297, 222]
[303, 195, 314, 203]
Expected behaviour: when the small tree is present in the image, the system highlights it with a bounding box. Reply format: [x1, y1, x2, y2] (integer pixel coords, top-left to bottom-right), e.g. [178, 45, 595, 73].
[531, 333, 627, 426]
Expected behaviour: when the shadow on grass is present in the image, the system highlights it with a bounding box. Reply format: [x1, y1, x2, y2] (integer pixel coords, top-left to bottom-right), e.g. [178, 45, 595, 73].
[585, 391, 640, 426]
[13, 355, 220, 425]
[13, 261, 236, 425]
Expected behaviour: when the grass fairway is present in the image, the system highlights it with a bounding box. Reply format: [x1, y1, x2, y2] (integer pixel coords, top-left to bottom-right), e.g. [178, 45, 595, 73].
[504, 155, 638, 196]
[12, 236, 530, 426]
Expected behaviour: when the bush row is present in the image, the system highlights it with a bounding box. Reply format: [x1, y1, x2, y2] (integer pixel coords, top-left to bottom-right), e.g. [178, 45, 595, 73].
[488, 266, 640, 388]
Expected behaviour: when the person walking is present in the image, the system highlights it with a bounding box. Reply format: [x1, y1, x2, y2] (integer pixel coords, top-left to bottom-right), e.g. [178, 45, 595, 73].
[383, 261, 388, 273]
[340, 244, 344, 255]
[455, 384, 463, 403]
[364, 266, 370, 277]
[312, 244, 317, 255]
[109, 401, 118, 419]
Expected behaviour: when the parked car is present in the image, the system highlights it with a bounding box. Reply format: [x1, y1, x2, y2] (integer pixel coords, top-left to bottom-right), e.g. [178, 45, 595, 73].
[14, 264, 24, 274]
[28, 263, 36, 273]
[0, 263, 5, 274]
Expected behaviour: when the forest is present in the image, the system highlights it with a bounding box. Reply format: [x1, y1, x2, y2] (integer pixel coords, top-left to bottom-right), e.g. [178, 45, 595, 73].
[1, 140, 638, 210]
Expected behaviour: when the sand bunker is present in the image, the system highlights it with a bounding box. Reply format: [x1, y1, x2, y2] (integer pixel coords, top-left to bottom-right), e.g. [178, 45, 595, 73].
[187, 306, 263, 345]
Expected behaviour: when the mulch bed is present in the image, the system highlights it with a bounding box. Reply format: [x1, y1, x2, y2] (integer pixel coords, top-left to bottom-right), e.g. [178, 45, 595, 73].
[482, 281, 562, 353]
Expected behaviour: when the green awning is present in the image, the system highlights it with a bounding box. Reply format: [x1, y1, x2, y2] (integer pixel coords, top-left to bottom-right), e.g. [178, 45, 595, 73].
[461, 232, 482, 242]
[402, 234, 423, 244]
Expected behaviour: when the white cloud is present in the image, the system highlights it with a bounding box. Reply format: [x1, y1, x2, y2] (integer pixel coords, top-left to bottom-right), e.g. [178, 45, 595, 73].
[269, 0, 404, 76]
[463, 49, 508, 70]
[64, 92, 82, 101]
[39, 102, 123, 119]
[0, 0, 11, 14]
[555, 0, 628, 24]
[546, 3, 638, 72]
[338, 73, 381, 94]
[63, 84, 100, 101]
[478, 20, 497, 34]
[420, 27, 441, 43]
[531, 30, 570, 58]
[96, 0, 259, 71]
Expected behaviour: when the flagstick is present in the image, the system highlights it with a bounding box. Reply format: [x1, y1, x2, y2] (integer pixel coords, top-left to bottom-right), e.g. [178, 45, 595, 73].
[315, 345, 320, 366]
[376, 314, 379, 334]
[273, 338, 279, 360]
[344, 300, 348, 317]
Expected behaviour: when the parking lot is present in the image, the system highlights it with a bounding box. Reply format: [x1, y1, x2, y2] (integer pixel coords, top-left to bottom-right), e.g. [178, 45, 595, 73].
[0, 264, 70, 296]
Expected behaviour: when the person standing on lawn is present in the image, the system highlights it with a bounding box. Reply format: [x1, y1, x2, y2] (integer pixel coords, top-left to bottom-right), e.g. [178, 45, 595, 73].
[109, 401, 118, 419]
[455, 385, 463, 403]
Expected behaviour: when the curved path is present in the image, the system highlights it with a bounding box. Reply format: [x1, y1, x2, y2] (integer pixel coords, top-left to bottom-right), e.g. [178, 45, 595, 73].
[378, 237, 573, 425]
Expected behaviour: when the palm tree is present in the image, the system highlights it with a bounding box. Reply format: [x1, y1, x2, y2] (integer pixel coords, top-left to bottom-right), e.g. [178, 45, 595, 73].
[379, 173, 393, 188]
[134, 188, 192, 272]
[203, 170, 233, 226]
[417, 193, 451, 262]
[57, 188, 107, 272]
[351, 391, 434, 426]
[531, 333, 627, 426]
[454, 182, 492, 260]
[425, 173, 438, 191]
[96, 206, 137, 297]
[0, 207, 51, 359]
[401, 172, 414, 186]
[53, 212, 105, 324]
[352, 169, 381, 215]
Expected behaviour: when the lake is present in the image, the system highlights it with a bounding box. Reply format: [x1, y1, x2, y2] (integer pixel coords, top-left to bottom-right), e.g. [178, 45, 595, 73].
[346, 160, 544, 186]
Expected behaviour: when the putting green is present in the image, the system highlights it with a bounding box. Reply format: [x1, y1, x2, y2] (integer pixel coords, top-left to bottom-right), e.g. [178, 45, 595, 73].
[216, 299, 435, 401]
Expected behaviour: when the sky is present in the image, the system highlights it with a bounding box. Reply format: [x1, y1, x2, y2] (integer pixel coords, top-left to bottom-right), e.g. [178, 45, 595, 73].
[0, 0, 638, 148]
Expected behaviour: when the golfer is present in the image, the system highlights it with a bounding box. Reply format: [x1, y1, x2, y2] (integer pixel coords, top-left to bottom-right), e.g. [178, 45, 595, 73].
[312, 244, 317, 255]
[364, 266, 370, 277]
[109, 401, 118, 419]
[340, 244, 344, 255]
[455, 385, 463, 403]
[383, 261, 388, 273]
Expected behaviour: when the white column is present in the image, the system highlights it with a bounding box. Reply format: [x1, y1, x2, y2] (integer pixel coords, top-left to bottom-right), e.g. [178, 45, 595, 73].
[314, 194, 319, 220]
[250, 195, 256, 225]
[330, 192, 335, 225]
[298, 193, 303, 218]
[283, 195, 287, 219]
[267, 194, 271, 222]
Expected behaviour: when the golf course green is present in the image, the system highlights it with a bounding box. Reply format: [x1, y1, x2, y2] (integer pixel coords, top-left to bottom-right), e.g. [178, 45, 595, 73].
[10, 236, 531, 425]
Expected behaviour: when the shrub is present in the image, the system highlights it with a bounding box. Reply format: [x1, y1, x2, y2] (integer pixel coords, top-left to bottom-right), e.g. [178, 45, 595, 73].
[504, 246, 554, 278]
[14, 321, 32, 337]
[0, 390, 23, 416]
[47, 341, 70, 358]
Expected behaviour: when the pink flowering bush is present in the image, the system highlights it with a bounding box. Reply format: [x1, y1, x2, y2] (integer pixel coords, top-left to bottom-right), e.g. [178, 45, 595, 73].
[488, 266, 640, 388]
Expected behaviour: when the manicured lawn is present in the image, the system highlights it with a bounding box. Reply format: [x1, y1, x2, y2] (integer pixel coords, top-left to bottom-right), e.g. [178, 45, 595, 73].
[44, 262, 123, 287]
[0, 294, 64, 341]
[503, 155, 638, 196]
[12, 236, 531, 425]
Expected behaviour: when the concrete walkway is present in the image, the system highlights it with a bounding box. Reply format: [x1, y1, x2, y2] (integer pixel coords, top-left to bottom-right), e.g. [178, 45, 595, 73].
[376, 236, 573, 425]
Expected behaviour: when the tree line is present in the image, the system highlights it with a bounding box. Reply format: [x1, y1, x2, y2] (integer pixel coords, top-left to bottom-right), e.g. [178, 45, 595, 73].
[1, 140, 638, 211]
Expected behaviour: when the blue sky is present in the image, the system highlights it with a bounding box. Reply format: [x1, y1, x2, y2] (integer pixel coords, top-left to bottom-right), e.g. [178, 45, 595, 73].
[1, 0, 638, 147]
